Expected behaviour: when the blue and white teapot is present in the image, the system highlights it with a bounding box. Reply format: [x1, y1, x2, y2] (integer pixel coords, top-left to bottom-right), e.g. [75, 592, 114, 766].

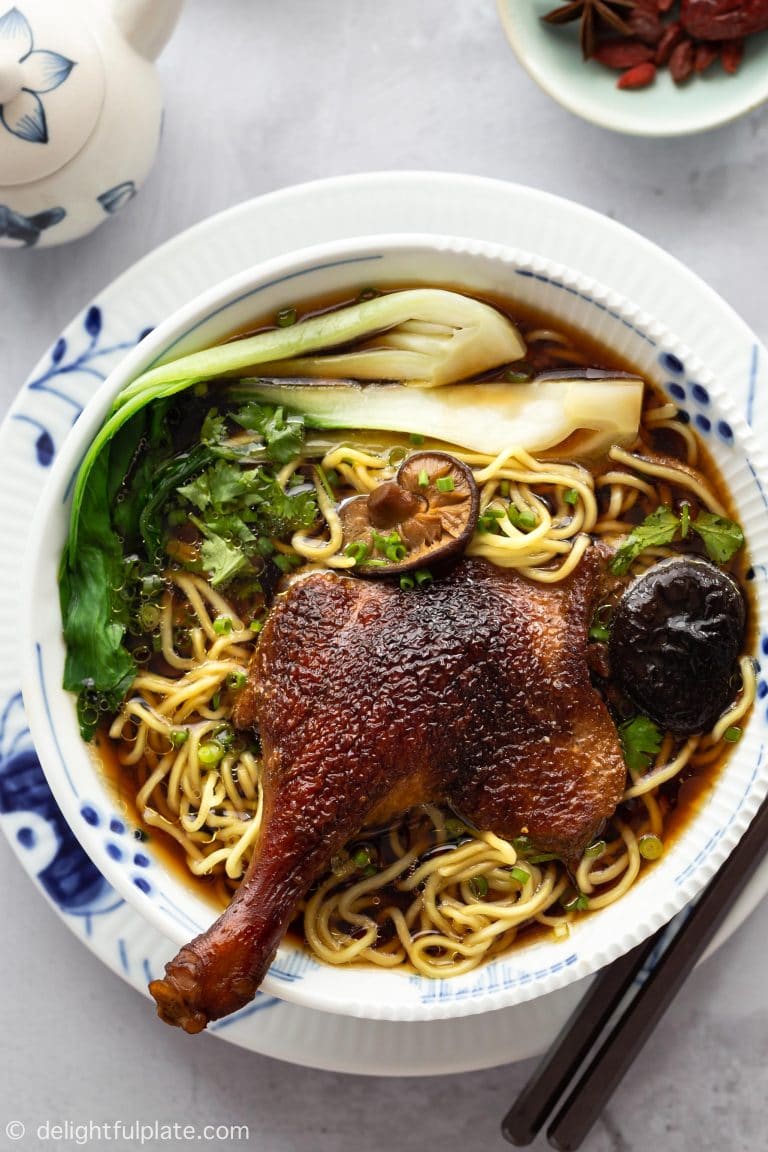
[0, 0, 182, 247]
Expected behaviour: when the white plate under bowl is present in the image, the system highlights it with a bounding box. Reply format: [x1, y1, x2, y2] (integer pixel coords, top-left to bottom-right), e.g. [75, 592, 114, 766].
[497, 0, 768, 137]
[3, 171, 768, 1073]
[20, 228, 768, 1025]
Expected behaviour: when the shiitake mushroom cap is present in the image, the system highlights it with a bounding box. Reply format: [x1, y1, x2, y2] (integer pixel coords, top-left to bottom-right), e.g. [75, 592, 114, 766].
[339, 450, 480, 576]
[609, 555, 746, 735]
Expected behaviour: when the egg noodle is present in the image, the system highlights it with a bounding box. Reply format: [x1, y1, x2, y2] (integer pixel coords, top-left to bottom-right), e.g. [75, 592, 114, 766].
[106, 393, 755, 977]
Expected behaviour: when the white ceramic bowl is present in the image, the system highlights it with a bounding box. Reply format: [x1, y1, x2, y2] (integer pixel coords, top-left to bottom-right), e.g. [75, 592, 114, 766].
[497, 0, 768, 137]
[21, 234, 768, 1021]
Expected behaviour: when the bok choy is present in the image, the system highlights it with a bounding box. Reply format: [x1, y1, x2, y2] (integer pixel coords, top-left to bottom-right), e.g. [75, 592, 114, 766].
[226, 375, 644, 457]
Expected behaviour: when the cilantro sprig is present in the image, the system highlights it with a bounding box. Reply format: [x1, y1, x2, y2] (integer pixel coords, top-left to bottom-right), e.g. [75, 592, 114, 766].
[611, 505, 744, 575]
[619, 715, 663, 773]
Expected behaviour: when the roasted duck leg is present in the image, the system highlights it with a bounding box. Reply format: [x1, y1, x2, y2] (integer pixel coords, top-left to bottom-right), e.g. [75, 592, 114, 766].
[149, 555, 626, 1032]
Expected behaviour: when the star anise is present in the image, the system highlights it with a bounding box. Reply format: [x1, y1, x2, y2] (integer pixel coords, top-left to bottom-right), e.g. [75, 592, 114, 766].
[542, 0, 637, 59]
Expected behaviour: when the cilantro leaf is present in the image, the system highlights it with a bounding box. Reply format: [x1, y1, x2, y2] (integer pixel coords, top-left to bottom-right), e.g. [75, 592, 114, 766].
[231, 402, 305, 464]
[690, 512, 745, 565]
[619, 715, 663, 773]
[610, 507, 681, 575]
[198, 530, 251, 587]
[175, 458, 318, 587]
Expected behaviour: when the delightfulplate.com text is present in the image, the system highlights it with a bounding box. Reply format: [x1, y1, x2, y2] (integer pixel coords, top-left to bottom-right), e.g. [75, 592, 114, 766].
[5, 1119, 250, 1145]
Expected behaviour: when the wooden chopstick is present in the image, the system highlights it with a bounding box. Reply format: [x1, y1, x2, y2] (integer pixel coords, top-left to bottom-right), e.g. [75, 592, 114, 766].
[501, 929, 664, 1146]
[547, 787, 768, 1150]
[501, 786, 768, 1151]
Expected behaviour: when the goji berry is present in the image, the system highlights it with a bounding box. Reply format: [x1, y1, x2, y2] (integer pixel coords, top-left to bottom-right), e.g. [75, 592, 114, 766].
[669, 38, 696, 82]
[594, 39, 656, 68]
[655, 22, 684, 65]
[720, 38, 745, 72]
[617, 61, 658, 88]
[695, 42, 720, 71]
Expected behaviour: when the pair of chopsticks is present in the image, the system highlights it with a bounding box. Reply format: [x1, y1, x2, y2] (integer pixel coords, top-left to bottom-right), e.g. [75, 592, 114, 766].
[502, 789, 768, 1151]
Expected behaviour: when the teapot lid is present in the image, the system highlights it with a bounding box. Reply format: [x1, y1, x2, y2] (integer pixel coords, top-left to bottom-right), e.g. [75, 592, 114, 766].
[0, 2, 104, 187]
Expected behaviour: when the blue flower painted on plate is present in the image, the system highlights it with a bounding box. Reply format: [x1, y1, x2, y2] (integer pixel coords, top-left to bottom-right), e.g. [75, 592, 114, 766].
[0, 6, 75, 144]
[13, 304, 150, 460]
[98, 180, 137, 216]
[0, 694, 120, 916]
[0, 201, 64, 247]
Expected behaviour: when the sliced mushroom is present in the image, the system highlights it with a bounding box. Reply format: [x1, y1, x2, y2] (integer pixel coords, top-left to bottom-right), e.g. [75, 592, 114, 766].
[340, 451, 479, 576]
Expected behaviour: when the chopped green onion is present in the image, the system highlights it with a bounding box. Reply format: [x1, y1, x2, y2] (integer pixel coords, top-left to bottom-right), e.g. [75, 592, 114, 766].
[436, 476, 455, 493]
[511, 836, 532, 854]
[469, 875, 489, 898]
[638, 833, 664, 861]
[169, 729, 189, 748]
[363, 864, 378, 877]
[589, 605, 612, 644]
[399, 574, 415, 591]
[386, 543, 408, 563]
[415, 568, 433, 587]
[213, 616, 233, 635]
[249, 619, 264, 633]
[273, 553, 302, 573]
[140, 573, 164, 597]
[499, 481, 510, 499]
[352, 845, 373, 869]
[276, 307, 297, 328]
[528, 851, 559, 864]
[256, 537, 275, 557]
[444, 817, 465, 838]
[227, 671, 247, 690]
[563, 488, 579, 506]
[417, 469, 430, 488]
[724, 725, 742, 743]
[409, 433, 425, 445]
[564, 893, 590, 912]
[509, 866, 530, 885]
[509, 507, 537, 530]
[680, 502, 691, 539]
[137, 602, 161, 631]
[584, 840, 606, 859]
[214, 724, 235, 748]
[344, 540, 370, 565]
[210, 691, 221, 711]
[198, 741, 225, 766]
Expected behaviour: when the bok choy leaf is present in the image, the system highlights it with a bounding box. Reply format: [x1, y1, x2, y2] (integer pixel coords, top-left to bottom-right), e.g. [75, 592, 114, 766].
[115, 288, 526, 405]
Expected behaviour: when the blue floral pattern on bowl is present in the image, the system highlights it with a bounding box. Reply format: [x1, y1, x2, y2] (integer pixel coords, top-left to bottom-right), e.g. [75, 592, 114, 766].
[0, 6, 75, 145]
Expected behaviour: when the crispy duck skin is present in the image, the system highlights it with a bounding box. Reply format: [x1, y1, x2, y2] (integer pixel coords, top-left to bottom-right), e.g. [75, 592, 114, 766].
[149, 555, 626, 1032]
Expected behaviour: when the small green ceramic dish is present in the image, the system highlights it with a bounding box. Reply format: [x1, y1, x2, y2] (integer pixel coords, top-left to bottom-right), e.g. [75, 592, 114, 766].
[497, 0, 768, 137]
